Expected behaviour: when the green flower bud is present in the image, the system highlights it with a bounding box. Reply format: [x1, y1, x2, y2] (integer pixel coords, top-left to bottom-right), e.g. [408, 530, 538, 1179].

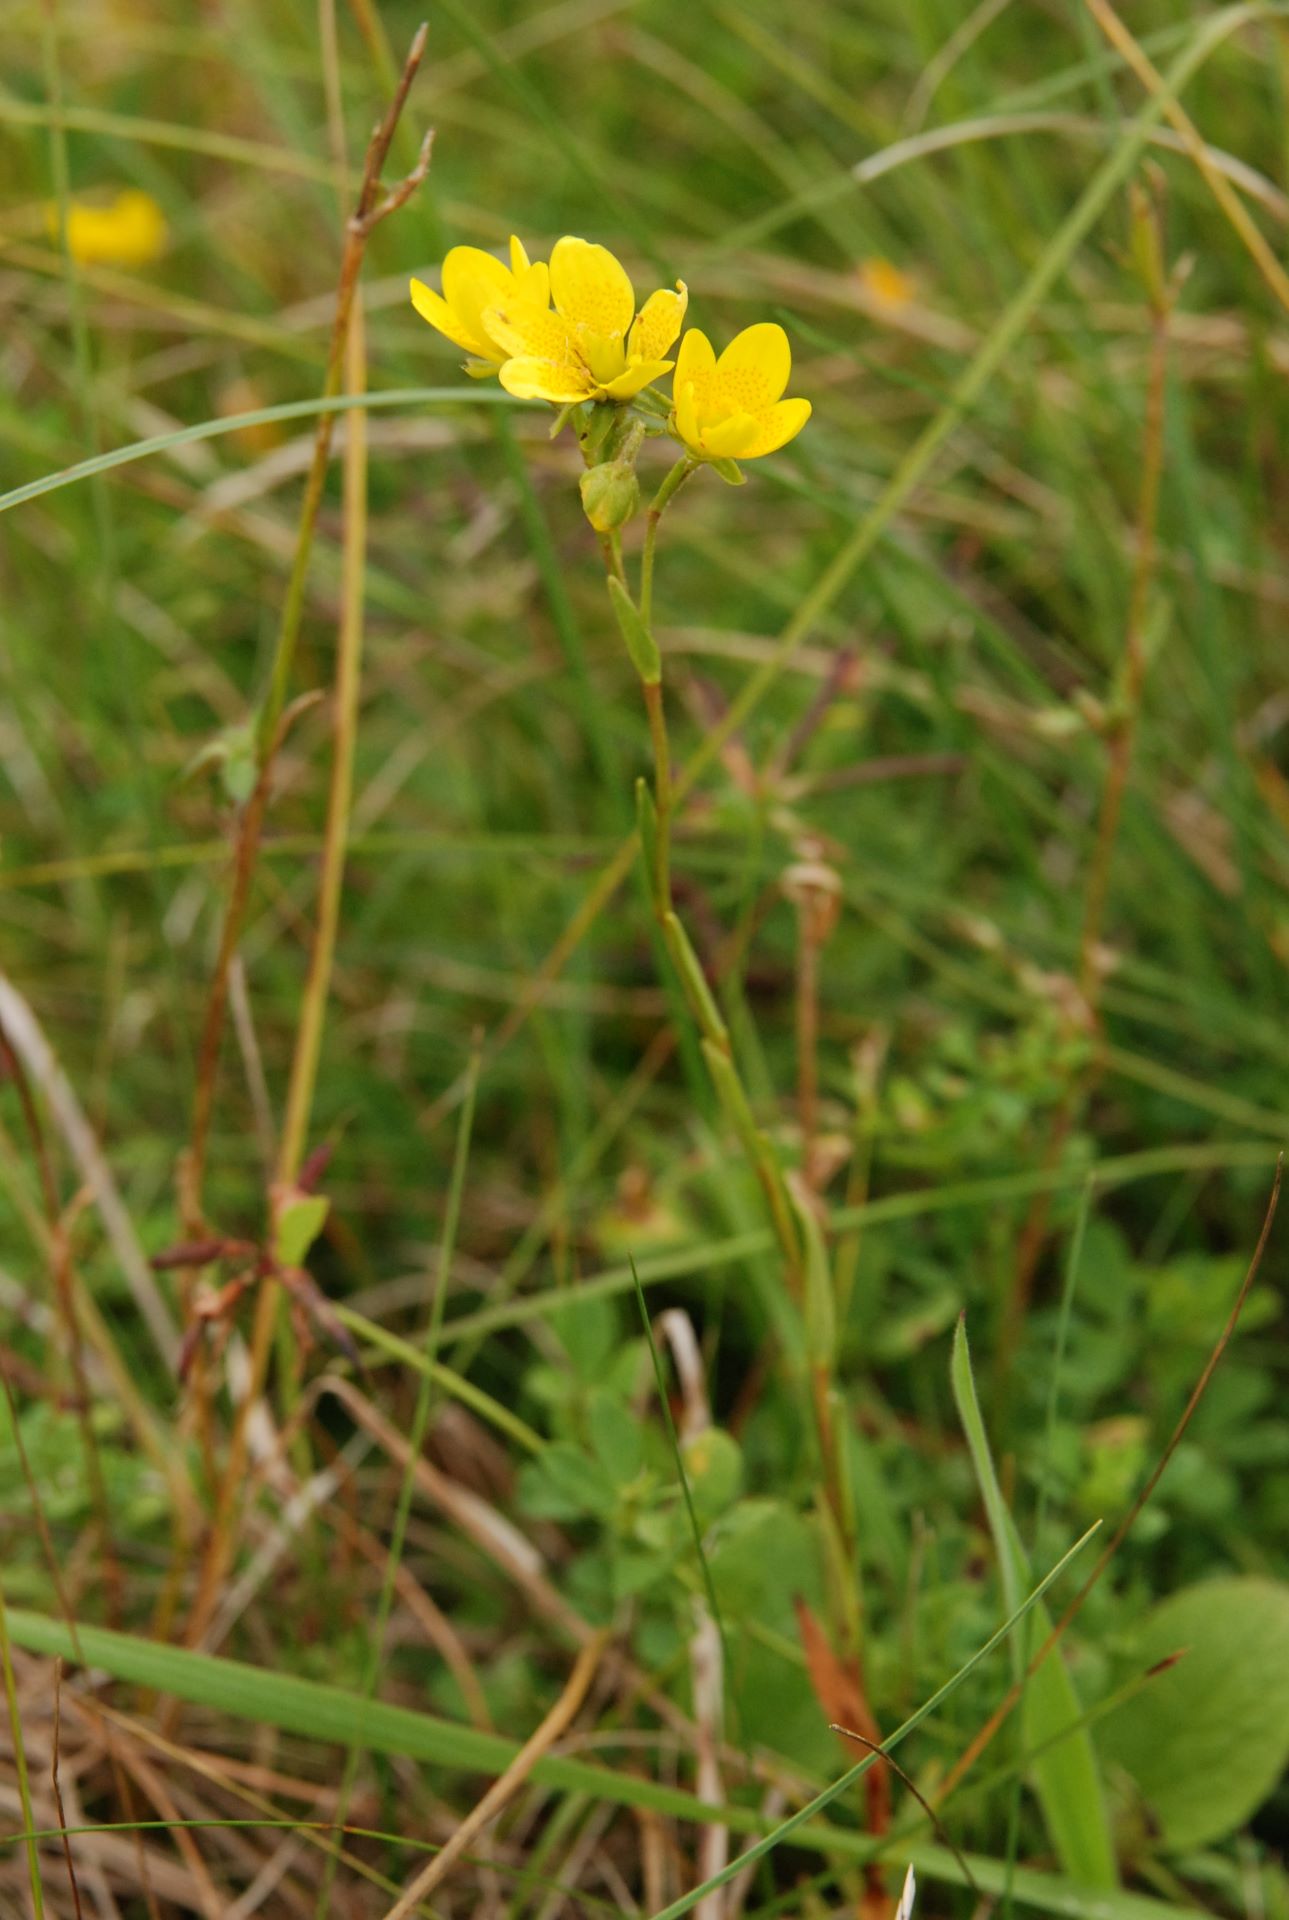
[579, 460, 640, 533]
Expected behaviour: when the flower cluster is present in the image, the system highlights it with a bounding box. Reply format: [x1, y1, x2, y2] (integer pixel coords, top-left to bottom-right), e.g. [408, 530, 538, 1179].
[410, 232, 810, 467]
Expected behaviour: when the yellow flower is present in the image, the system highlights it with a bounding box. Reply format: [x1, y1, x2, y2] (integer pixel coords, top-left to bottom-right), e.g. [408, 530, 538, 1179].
[858, 256, 914, 313]
[410, 237, 549, 367]
[671, 322, 811, 461]
[48, 189, 167, 268]
[482, 236, 686, 405]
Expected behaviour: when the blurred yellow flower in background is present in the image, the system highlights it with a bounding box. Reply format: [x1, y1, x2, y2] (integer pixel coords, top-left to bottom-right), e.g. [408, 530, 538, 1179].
[410, 236, 548, 368]
[48, 188, 168, 267]
[672, 322, 811, 461]
[858, 256, 914, 312]
[482, 236, 686, 403]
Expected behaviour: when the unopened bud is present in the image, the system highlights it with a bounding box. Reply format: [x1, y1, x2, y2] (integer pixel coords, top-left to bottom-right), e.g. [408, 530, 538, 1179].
[580, 460, 640, 532]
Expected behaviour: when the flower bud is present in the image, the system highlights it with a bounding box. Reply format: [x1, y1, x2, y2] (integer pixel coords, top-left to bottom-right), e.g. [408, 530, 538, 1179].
[579, 460, 640, 533]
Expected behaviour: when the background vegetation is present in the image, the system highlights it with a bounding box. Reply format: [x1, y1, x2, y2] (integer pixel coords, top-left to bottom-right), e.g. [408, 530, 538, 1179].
[2, 0, 1289, 1914]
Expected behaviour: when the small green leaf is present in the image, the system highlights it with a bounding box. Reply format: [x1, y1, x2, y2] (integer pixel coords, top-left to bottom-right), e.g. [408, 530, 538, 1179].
[587, 1390, 644, 1487]
[606, 575, 661, 684]
[272, 1193, 330, 1270]
[710, 457, 745, 485]
[552, 1294, 618, 1381]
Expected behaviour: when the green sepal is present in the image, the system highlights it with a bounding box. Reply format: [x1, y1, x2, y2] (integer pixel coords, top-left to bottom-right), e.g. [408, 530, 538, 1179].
[632, 388, 671, 421]
[607, 575, 661, 685]
[710, 457, 746, 486]
[578, 404, 616, 459]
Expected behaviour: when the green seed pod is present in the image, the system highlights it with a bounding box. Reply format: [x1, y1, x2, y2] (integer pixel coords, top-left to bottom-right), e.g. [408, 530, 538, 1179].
[580, 459, 640, 533]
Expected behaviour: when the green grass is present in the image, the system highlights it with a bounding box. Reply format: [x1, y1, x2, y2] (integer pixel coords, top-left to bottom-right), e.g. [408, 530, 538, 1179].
[2, 0, 1289, 1914]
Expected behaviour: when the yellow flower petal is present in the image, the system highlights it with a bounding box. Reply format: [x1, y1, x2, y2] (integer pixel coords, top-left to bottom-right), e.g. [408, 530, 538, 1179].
[674, 378, 702, 452]
[509, 234, 531, 275]
[599, 359, 674, 401]
[629, 282, 688, 363]
[439, 246, 514, 356]
[713, 322, 791, 412]
[674, 327, 715, 393]
[497, 356, 593, 403]
[410, 277, 486, 357]
[515, 259, 550, 307]
[550, 236, 635, 340]
[483, 300, 576, 365]
[699, 412, 760, 459]
[736, 397, 812, 458]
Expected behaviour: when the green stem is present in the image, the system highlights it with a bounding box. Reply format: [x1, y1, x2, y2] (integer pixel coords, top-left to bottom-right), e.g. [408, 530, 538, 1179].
[642, 680, 672, 909]
[641, 456, 696, 630]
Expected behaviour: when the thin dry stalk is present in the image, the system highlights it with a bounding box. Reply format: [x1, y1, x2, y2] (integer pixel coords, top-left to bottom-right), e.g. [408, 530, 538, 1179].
[183, 32, 431, 1648]
[50, 1666, 85, 1920]
[379, 1633, 608, 1917]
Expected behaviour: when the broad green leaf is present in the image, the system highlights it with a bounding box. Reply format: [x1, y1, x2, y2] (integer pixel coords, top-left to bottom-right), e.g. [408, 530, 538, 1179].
[1099, 1577, 1289, 1848]
[952, 1317, 1118, 1889]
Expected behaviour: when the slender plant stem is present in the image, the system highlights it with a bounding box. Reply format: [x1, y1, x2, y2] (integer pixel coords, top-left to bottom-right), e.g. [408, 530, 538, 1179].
[641, 456, 695, 630]
[642, 679, 673, 907]
[180, 36, 431, 1650]
[279, 305, 369, 1185]
[1001, 211, 1172, 1375]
